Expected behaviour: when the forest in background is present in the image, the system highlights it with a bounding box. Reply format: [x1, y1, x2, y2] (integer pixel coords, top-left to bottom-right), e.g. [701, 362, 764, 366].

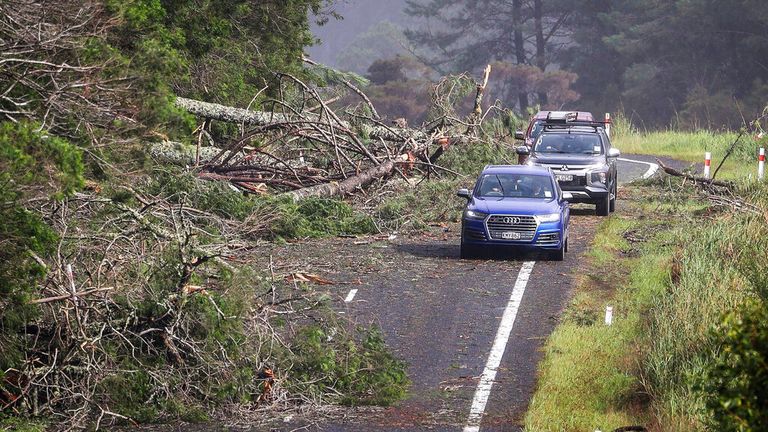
[2, 0, 768, 430]
[313, 0, 768, 130]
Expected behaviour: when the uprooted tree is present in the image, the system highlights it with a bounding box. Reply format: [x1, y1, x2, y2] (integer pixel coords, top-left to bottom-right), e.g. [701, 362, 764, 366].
[152, 65, 498, 201]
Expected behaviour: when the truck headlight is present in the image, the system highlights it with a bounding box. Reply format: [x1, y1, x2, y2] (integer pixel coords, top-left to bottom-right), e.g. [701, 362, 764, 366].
[590, 170, 607, 184]
[535, 213, 561, 223]
[463, 209, 488, 220]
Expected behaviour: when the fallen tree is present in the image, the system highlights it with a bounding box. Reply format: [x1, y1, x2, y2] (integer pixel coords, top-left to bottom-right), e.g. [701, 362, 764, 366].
[163, 67, 496, 200]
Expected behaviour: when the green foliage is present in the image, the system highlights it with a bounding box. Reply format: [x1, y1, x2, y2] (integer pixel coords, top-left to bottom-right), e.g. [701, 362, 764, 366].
[290, 325, 409, 406]
[375, 139, 515, 231]
[146, 169, 377, 237]
[147, 169, 258, 220]
[701, 300, 768, 432]
[109, 0, 331, 109]
[270, 197, 378, 239]
[0, 122, 83, 370]
[98, 370, 159, 423]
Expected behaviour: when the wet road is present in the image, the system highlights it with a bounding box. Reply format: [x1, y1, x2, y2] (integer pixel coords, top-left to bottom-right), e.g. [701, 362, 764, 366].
[255, 157, 659, 431]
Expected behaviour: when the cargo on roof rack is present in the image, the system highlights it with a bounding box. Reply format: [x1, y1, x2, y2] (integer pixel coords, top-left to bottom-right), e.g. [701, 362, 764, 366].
[541, 119, 607, 128]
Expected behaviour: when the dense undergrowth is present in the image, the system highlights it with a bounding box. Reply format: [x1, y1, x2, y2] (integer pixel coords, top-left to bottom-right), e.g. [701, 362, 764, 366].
[526, 176, 768, 431]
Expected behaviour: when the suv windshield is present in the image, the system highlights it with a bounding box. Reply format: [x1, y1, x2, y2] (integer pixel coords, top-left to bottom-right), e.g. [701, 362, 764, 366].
[476, 174, 554, 199]
[529, 120, 545, 142]
[535, 133, 603, 154]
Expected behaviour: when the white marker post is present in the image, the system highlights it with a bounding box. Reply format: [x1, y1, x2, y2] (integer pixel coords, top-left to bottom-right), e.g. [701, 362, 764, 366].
[704, 152, 711, 179]
[605, 306, 613, 326]
[604, 113, 611, 138]
[759, 148, 765, 181]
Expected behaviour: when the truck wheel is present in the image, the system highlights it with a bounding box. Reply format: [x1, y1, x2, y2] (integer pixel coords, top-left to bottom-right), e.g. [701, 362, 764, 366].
[609, 182, 617, 213]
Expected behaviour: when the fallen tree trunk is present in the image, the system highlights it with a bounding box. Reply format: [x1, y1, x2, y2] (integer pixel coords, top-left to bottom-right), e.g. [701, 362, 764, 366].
[282, 158, 399, 201]
[150, 141, 242, 166]
[175, 97, 427, 142]
[656, 158, 732, 188]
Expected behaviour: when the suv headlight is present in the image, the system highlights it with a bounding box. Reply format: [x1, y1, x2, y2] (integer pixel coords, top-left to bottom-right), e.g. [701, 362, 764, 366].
[535, 213, 561, 223]
[463, 209, 488, 220]
[589, 170, 608, 184]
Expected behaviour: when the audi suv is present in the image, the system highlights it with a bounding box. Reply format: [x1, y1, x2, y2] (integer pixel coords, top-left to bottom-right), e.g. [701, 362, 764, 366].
[457, 165, 571, 260]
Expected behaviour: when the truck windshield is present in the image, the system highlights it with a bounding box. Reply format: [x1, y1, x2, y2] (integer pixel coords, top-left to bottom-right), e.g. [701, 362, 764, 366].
[535, 134, 602, 154]
[476, 174, 554, 199]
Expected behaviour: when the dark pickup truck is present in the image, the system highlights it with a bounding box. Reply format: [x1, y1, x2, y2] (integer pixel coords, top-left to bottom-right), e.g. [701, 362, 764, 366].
[516, 119, 620, 216]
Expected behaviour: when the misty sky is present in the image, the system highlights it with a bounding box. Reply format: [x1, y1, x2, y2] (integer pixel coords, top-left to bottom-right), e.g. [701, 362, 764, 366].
[308, 0, 410, 69]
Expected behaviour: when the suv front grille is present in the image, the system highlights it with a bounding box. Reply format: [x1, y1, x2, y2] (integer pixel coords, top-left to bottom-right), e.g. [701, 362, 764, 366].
[485, 215, 537, 241]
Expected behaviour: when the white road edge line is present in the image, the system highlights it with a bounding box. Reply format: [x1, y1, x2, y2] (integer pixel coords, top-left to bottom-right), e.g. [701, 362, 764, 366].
[463, 260, 536, 432]
[344, 289, 358, 303]
[618, 157, 659, 179]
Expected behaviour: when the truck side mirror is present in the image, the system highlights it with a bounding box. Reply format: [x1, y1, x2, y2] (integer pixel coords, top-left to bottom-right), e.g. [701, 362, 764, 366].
[516, 146, 531, 156]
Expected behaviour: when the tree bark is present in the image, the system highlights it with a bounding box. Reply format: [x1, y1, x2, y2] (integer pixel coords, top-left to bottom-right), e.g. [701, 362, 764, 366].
[512, 0, 529, 112]
[534, 0, 548, 106]
[175, 97, 427, 142]
[150, 141, 241, 166]
[282, 159, 398, 201]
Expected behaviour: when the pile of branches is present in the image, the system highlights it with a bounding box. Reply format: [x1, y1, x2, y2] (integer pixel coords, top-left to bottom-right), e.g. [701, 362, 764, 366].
[0, 0, 134, 137]
[153, 66, 496, 201]
[0, 187, 327, 429]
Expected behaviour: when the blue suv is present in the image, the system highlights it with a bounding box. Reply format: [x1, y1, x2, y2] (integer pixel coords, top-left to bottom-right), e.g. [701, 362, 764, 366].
[457, 165, 571, 260]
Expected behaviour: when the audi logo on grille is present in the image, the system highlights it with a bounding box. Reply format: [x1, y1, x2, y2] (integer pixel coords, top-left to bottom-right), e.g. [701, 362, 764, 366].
[502, 216, 521, 225]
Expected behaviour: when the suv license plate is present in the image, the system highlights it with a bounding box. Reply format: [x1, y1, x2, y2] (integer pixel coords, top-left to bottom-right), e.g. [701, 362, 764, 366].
[501, 232, 521, 240]
[556, 174, 573, 181]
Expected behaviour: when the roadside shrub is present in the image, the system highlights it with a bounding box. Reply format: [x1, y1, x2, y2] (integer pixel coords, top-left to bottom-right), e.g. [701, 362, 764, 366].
[700, 300, 768, 432]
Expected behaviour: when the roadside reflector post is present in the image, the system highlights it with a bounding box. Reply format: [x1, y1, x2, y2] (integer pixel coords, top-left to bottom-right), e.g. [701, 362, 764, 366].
[605, 306, 613, 326]
[604, 113, 611, 138]
[704, 152, 711, 179]
[759, 148, 765, 181]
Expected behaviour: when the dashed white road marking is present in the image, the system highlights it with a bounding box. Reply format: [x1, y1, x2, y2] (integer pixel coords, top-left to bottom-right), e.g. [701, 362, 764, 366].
[344, 289, 358, 303]
[463, 260, 536, 432]
[618, 157, 659, 179]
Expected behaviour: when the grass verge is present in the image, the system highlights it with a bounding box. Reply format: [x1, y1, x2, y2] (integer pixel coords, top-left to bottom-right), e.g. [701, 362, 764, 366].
[525, 177, 768, 431]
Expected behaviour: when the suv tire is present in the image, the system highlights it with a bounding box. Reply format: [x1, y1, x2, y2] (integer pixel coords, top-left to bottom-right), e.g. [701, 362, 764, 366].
[550, 242, 565, 261]
[596, 194, 610, 216]
[609, 182, 617, 213]
[460, 243, 479, 259]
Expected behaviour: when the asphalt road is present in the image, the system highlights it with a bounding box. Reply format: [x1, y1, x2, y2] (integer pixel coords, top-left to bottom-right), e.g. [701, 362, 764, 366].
[233, 157, 658, 432]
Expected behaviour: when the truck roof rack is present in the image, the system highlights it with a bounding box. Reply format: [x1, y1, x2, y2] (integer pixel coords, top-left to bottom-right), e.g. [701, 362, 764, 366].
[541, 120, 606, 133]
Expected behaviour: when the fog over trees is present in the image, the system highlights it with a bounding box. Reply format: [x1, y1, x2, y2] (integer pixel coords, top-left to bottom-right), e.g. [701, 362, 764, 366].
[310, 0, 768, 129]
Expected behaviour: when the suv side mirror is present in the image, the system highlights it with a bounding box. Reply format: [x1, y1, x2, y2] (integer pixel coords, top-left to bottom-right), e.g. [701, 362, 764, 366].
[607, 148, 621, 158]
[456, 188, 472, 199]
[515, 146, 531, 156]
[562, 191, 573, 201]
[515, 130, 525, 140]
